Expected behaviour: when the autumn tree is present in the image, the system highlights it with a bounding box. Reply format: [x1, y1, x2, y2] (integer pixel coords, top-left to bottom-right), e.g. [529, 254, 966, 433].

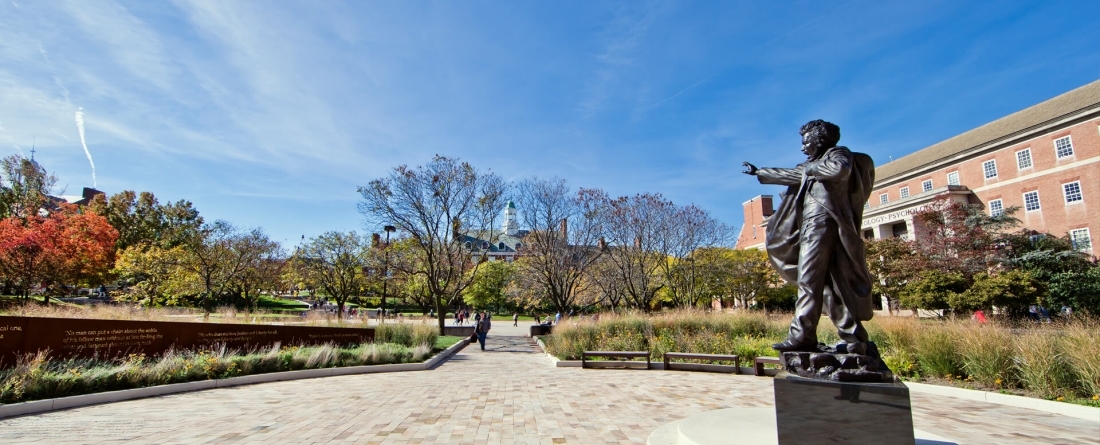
[112, 244, 189, 307]
[0, 154, 58, 221]
[585, 254, 626, 311]
[711, 248, 777, 309]
[510, 179, 605, 313]
[657, 206, 730, 308]
[293, 231, 369, 318]
[865, 237, 917, 314]
[228, 230, 284, 312]
[91, 190, 203, 251]
[358, 156, 507, 333]
[912, 198, 1019, 278]
[462, 260, 516, 312]
[0, 204, 118, 304]
[175, 222, 268, 316]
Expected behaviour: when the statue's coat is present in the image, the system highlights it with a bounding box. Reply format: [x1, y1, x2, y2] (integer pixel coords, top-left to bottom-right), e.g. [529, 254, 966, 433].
[756, 146, 876, 321]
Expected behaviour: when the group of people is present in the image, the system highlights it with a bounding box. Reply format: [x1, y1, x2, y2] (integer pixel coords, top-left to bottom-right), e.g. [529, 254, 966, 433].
[533, 310, 583, 326]
[453, 308, 476, 325]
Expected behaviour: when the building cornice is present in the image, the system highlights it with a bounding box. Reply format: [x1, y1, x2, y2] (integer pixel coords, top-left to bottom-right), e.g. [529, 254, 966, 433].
[876, 105, 1100, 188]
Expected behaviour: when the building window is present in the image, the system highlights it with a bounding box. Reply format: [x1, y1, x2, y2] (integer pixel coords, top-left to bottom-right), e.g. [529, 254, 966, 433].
[1070, 228, 1092, 252]
[1055, 136, 1074, 158]
[922, 180, 933, 192]
[983, 160, 998, 179]
[899, 187, 909, 199]
[879, 193, 888, 204]
[864, 202, 870, 209]
[1063, 181, 1083, 204]
[1016, 148, 1033, 170]
[1023, 191, 1041, 212]
[989, 199, 1004, 217]
[947, 171, 960, 186]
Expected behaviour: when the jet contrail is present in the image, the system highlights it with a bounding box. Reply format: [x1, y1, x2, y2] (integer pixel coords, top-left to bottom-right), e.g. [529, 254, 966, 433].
[74, 107, 96, 188]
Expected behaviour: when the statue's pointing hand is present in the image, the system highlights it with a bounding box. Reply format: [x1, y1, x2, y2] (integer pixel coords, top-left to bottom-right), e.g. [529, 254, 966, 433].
[742, 162, 758, 175]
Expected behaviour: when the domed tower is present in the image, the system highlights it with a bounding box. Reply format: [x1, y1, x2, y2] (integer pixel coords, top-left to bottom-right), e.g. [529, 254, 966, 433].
[502, 201, 519, 236]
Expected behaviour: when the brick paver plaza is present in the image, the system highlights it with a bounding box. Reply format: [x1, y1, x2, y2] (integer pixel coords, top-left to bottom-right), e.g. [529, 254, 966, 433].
[1, 330, 1097, 444]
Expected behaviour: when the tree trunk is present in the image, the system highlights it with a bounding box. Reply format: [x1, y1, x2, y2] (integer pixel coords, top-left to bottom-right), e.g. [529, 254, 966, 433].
[435, 295, 446, 335]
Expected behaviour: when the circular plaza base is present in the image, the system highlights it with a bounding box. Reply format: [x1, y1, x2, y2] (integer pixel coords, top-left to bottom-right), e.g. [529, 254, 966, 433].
[646, 407, 958, 445]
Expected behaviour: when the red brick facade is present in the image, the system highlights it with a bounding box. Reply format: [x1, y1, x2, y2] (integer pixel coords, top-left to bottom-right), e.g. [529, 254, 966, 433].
[737, 81, 1100, 254]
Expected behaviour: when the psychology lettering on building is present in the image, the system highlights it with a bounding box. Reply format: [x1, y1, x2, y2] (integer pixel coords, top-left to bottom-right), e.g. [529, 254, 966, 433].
[861, 205, 930, 227]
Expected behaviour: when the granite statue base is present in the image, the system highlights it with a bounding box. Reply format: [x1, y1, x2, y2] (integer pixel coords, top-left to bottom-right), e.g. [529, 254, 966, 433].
[773, 371, 915, 445]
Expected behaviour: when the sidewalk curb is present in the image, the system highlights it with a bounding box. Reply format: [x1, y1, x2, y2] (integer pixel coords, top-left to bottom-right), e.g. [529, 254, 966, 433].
[905, 381, 1100, 422]
[531, 337, 1098, 422]
[0, 338, 470, 420]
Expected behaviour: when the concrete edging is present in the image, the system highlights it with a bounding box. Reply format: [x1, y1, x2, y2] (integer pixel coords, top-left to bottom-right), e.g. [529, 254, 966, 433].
[534, 338, 774, 374]
[532, 337, 1097, 422]
[0, 338, 471, 420]
[905, 381, 1100, 422]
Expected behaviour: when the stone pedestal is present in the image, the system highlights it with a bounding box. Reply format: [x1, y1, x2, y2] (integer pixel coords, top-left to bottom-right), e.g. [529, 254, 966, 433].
[773, 372, 915, 445]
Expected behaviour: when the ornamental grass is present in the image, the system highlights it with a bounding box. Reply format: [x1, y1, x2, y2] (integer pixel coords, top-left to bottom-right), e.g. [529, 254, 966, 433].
[543, 310, 786, 365]
[955, 322, 1016, 388]
[1060, 318, 1100, 398]
[1014, 329, 1077, 399]
[0, 341, 437, 405]
[544, 310, 1100, 404]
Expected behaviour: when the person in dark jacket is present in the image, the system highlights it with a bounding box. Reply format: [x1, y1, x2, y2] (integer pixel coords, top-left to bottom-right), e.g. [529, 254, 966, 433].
[743, 119, 875, 353]
[475, 312, 491, 351]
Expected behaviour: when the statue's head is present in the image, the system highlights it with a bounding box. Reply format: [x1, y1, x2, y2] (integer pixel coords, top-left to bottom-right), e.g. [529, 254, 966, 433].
[799, 119, 840, 159]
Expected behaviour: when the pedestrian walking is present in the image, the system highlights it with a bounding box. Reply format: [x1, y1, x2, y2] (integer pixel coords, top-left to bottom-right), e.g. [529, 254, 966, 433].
[513, 312, 519, 327]
[475, 312, 492, 351]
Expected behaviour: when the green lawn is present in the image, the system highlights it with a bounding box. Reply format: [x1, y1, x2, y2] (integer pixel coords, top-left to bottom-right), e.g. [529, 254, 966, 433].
[257, 296, 310, 310]
[0, 295, 83, 309]
[435, 335, 463, 350]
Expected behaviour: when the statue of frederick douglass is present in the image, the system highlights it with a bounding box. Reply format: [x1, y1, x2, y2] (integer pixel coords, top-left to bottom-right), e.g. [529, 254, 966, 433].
[743, 120, 876, 353]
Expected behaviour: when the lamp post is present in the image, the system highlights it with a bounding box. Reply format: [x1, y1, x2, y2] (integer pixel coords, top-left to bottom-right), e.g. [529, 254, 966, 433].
[381, 225, 396, 324]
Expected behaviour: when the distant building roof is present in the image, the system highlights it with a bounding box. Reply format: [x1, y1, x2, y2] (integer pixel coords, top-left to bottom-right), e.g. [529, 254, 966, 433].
[875, 80, 1100, 182]
[460, 230, 529, 254]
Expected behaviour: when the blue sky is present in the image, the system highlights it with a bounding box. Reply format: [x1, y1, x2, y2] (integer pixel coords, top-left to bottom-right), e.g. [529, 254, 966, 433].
[1, 1, 1097, 247]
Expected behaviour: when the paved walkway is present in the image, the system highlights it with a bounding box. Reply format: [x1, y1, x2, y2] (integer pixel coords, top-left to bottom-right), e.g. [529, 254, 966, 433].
[1, 334, 1097, 444]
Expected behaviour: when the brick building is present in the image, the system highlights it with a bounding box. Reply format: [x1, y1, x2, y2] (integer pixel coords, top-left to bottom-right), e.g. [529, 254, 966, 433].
[736, 80, 1099, 255]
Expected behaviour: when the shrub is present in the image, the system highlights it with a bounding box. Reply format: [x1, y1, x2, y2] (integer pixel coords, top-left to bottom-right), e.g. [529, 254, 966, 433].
[881, 346, 918, 378]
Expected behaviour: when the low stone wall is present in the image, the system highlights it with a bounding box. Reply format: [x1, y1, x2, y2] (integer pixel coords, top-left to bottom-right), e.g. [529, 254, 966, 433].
[442, 326, 474, 337]
[0, 316, 374, 364]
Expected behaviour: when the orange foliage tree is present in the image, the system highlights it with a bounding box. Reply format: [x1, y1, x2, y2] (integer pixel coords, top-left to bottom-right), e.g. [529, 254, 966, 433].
[0, 204, 118, 304]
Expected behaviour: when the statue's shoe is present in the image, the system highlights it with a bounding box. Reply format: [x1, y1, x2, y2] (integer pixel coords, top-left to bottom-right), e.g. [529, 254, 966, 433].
[771, 338, 818, 352]
[837, 341, 867, 355]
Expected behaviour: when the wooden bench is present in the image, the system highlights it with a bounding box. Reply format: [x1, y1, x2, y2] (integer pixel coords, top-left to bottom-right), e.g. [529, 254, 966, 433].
[754, 356, 782, 376]
[662, 352, 740, 374]
[581, 351, 651, 369]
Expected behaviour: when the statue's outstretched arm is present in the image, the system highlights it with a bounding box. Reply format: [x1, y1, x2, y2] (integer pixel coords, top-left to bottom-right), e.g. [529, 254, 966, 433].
[756, 165, 804, 186]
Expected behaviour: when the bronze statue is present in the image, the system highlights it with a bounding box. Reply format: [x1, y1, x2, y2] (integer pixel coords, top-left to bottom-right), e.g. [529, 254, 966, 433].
[743, 120, 875, 353]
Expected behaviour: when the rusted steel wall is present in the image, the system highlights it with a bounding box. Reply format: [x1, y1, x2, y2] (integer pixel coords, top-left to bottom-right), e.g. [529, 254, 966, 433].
[0, 316, 374, 364]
